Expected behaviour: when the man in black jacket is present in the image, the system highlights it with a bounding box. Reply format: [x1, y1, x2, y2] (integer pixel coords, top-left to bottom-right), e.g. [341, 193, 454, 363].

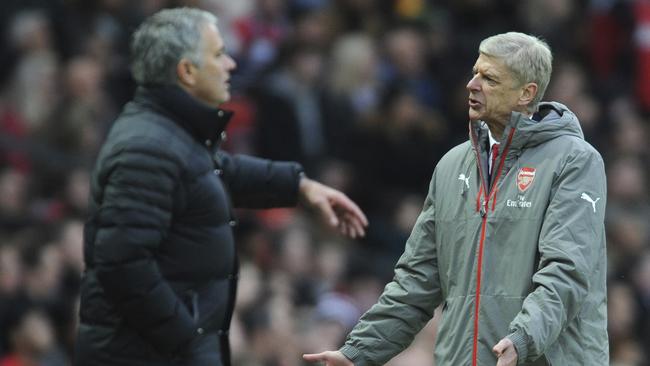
[74, 7, 368, 366]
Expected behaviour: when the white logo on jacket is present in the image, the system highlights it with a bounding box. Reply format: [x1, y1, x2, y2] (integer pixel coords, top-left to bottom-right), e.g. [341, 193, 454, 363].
[581, 193, 600, 213]
[458, 173, 470, 189]
[507, 195, 532, 208]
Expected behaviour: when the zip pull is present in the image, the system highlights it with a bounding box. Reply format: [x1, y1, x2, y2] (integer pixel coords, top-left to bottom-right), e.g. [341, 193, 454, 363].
[479, 199, 486, 217]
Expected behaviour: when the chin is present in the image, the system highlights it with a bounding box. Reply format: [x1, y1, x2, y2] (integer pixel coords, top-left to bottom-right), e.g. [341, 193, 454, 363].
[210, 96, 228, 107]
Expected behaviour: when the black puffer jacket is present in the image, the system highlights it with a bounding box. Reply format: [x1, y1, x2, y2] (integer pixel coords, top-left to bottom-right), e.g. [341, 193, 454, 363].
[74, 86, 303, 366]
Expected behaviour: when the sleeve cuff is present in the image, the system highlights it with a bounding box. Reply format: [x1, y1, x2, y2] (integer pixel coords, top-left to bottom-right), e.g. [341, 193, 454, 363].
[507, 328, 529, 365]
[339, 344, 360, 365]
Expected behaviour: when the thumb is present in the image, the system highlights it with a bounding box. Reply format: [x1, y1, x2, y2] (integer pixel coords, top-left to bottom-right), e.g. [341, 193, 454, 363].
[492, 340, 507, 357]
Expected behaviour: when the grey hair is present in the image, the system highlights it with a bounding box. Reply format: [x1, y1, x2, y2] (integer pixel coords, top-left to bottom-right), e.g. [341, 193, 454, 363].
[479, 32, 552, 111]
[130, 7, 218, 85]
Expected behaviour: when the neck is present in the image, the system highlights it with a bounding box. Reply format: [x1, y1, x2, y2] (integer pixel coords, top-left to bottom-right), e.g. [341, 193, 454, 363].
[486, 109, 532, 140]
[486, 121, 505, 140]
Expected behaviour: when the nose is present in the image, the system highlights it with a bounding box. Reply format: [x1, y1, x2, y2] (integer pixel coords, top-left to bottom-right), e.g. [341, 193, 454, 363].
[226, 54, 237, 71]
[466, 74, 480, 92]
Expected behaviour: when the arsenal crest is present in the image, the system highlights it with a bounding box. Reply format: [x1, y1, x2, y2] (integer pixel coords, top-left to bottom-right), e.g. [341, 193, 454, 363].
[517, 167, 536, 192]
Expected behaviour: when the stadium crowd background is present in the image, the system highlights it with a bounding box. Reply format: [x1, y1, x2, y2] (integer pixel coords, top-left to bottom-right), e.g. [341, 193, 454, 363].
[0, 0, 648, 365]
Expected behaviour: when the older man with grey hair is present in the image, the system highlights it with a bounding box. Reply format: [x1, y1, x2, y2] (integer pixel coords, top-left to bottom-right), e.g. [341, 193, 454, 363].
[305, 32, 608, 366]
[74, 7, 368, 366]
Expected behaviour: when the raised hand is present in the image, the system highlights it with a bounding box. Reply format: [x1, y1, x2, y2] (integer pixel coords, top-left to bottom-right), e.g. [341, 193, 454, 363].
[298, 177, 368, 239]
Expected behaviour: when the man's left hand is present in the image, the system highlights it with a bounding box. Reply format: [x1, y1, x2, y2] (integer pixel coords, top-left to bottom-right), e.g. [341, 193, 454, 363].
[299, 176, 368, 238]
[493, 338, 518, 366]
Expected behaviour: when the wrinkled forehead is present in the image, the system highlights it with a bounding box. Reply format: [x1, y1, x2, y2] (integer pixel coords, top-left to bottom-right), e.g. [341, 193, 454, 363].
[474, 53, 510, 76]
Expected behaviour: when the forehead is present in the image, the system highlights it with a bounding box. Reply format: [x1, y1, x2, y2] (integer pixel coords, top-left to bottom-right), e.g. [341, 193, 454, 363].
[201, 23, 223, 49]
[473, 53, 510, 76]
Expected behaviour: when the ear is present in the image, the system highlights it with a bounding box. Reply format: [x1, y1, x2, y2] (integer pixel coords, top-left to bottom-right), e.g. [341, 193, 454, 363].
[518, 82, 538, 107]
[176, 58, 197, 87]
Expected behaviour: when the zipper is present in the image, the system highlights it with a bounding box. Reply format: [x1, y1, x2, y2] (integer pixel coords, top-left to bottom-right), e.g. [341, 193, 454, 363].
[468, 124, 515, 366]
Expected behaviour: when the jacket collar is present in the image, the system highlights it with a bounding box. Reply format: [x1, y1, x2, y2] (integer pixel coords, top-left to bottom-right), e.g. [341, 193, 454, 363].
[133, 84, 233, 145]
[469, 112, 525, 178]
[469, 102, 582, 173]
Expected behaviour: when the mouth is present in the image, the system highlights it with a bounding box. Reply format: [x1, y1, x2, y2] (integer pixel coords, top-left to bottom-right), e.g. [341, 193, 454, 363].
[468, 97, 481, 109]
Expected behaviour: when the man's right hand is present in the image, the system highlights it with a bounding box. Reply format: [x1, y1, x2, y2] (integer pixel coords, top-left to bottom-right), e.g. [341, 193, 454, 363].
[303, 351, 354, 366]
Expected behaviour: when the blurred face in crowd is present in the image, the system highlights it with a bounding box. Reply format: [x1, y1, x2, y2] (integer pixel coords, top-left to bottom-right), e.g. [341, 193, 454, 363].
[179, 23, 236, 107]
[292, 50, 323, 85]
[12, 310, 55, 357]
[466, 53, 534, 126]
[0, 246, 21, 293]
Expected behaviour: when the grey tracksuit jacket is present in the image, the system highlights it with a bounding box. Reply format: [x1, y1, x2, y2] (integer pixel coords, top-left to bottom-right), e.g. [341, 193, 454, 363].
[340, 102, 608, 365]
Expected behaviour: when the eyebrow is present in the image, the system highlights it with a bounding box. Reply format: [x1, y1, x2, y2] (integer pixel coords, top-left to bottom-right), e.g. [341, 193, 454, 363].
[484, 71, 499, 80]
[473, 66, 499, 81]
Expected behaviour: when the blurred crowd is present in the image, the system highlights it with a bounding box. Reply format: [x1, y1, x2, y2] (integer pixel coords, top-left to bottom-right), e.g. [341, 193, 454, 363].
[0, 0, 648, 365]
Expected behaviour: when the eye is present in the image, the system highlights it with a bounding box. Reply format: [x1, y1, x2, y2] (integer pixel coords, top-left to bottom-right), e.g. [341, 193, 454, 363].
[485, 76, 498, 85]
[215, 48, 227, 57]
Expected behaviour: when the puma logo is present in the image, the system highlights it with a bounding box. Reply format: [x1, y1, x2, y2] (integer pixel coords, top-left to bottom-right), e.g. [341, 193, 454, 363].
[458, 173, 470, 189]
[580, 193, 600, 213]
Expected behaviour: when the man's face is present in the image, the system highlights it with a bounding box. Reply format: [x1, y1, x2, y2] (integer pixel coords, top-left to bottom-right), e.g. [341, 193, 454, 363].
[466, 53, 524, 125]
[190, 23, 236, 107]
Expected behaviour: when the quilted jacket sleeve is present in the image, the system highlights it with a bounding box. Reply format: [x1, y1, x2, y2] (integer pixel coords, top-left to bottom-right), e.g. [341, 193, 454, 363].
[93, 142, 198, 354]
[507, 147, 607, 363]
[339, 170, 443, 366]
[216, 151, 303, 208]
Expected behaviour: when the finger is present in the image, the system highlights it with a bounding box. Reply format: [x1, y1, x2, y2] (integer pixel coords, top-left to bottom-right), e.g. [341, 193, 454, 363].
[346, 219, 360, 239]
[344, 221, 355, 239]
[493, 343, 504, 357]
[357, 214, 367, 236]
[303, 353, 327, 362]
[345, 212, 366, 238]
[351, 218, 366, 238]
[340, 220, 351, 238]
[348, 221, 357, 239]
[331, 193, 368, 227]
[317, 199, 339, 227]
[345, 216, 362, 239]
[348, 221, 359, 239]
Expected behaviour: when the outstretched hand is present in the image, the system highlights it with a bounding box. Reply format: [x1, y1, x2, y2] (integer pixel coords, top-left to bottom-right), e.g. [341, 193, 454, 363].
[493, 337, 518, 366]
[303, 351, 354, 366]
[298, 176, 368, 239]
